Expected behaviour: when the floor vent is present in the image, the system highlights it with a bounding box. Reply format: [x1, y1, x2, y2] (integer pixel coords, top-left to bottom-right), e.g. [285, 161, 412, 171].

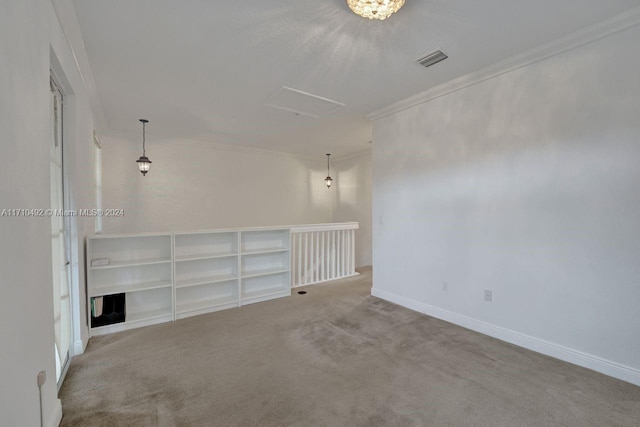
[416, 50, 448, 68]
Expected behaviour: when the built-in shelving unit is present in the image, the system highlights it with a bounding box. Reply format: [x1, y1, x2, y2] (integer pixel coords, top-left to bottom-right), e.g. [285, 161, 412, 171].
[174, 231, 239, 320]
[87, 233, 174, 336]
[86, 227, 293, 334]
[240, 229, 291, 305]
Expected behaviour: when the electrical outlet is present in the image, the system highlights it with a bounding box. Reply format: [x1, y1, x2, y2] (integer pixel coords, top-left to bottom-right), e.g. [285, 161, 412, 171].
[484, 290, 492, 302]
[442, 282, 448, 291]
[37, 371, 46, 387]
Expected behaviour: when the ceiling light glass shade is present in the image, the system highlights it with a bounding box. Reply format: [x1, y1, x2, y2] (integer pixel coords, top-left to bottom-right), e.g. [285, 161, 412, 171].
[136, 156, 152, 175]
[346, 0, 405, 20]
[325, 176, 333, 188]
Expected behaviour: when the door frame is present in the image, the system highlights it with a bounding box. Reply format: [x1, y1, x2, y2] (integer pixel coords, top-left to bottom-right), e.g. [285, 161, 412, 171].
[50, 67, 77, 390]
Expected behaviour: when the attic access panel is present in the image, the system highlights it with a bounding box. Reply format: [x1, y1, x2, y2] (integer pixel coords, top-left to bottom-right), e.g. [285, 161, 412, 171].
[264, 86, 346, 118]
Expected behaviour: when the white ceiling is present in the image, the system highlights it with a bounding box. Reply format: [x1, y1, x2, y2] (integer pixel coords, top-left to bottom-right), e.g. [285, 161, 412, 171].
[72, 0, 639, 157]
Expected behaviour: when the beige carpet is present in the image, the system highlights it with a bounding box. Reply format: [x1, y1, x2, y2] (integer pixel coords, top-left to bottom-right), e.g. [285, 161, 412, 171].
[60, 268, 640, 426]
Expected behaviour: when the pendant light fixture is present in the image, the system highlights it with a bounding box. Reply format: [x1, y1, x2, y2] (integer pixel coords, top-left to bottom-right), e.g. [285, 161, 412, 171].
[136, 119, 152, 176]
[346, 0, 405, 20]
[325, 153, 333, 188]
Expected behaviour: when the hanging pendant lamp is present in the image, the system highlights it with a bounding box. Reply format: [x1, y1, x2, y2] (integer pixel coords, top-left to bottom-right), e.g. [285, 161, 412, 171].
[136, 119, 152, 176]
[325, 153, 333, 188]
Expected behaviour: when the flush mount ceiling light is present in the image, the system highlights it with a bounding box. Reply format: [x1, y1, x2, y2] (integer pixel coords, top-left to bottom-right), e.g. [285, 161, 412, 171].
[136, 119, 152, 176]
[325, 154, 333, 189]
[346, 0, 405, 20]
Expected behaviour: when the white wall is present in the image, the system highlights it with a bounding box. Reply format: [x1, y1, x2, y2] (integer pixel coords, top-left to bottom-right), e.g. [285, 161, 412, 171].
[0, 0, 97, 425]
[372, 24, 640, 385]
[101, 135, 373, 267]
[333, 151, 372, 267]
[101, 136, 335, 233]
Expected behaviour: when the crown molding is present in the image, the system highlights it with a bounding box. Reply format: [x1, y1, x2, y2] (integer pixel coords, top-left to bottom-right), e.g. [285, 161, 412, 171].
[50, 0, 108, 132]
[367, 6, 640, 121]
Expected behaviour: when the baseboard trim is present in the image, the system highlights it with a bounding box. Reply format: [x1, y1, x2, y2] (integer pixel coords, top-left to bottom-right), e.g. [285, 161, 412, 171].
[72, 339, 86, 356]
[371, 287, 640, 387]
[48, 398, 62, 427]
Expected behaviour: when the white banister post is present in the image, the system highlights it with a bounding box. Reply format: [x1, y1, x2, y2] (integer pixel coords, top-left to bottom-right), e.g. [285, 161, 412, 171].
[340, 230, 347, 277]
[291, 233, 295, 287]
[298, 233, 302, 286]
[332, 230, 336, 279]
[351, 229, 355, 273]
[315, 231, 320, 282]
[302, 233, 309, 285]
[336, 230, 342, 278]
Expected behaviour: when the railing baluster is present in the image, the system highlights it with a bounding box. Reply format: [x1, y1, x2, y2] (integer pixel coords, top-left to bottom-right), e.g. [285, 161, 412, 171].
[332, 230, 337, 279]
[297, 234, 302, 286]
[291, 234, 296, 286]
[348, 230, 352, 274]
[320, 231, 325, 282]
[289, 224, 358, 288]
[351, 229, 355, 274]
[340, 230, 344, 278]
[345, 230, 349, 275]
[338, 230, 342, 278]
[336, 230, 340, 278]
[314, 232, 318, 283]
[340, 230, 344, 277]
[303, 233, 306, 284]
[311, 231, 315, 283]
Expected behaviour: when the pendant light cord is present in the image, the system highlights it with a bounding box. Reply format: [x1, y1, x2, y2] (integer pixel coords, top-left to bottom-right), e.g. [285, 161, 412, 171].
[327, 154, 330, 175]
[142, 121, 146, 157]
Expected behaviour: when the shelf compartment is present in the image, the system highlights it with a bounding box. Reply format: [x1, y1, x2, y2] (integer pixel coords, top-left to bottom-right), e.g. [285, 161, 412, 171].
[240, 229, 289, 254]
[175, 274, 237, 288]
[126, 287, 173, 323]
[89, 257, 171, 270]
[176, 280, 238, 319]
[126, 307, 173, 324]
[241, 271, 290, 304]
[175, 256, 238, 286]
[241, 268, 289, 279]
[241, 248, 290, 255]
[90, 280, 172, 297]
[89, 235, 172, 267]
[176, 296, 238, 315]
[89, 307, 173, 335]
[174, 232, 238, 260]
[241, 288, 290, 306]
[90, 263, 172, 291]
[175, 252, 236, 262]
[241, 251, 289, 277]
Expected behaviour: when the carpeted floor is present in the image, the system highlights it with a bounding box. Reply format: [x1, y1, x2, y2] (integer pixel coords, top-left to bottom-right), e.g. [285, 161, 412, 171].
[60, 268, 640, 426]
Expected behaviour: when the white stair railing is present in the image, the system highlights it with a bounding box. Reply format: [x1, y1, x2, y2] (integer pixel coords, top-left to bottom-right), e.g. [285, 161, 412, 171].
[290, 222, 359, 287]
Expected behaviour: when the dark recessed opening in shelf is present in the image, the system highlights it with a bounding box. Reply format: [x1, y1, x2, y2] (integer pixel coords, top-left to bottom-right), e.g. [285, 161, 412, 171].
[297, 291, 307, 295]
[91, 293, 126, 328]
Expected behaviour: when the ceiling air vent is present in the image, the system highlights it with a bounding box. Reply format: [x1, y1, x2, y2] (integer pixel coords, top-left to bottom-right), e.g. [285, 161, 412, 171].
[416, 50, 448, 68]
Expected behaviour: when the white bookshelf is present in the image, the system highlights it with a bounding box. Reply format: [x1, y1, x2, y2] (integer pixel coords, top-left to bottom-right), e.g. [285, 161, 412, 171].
[86, 227, 293, 333]
[240, 229, 291, 305]
[174, 231, 240, 319]
[87, 234, 174, 336]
